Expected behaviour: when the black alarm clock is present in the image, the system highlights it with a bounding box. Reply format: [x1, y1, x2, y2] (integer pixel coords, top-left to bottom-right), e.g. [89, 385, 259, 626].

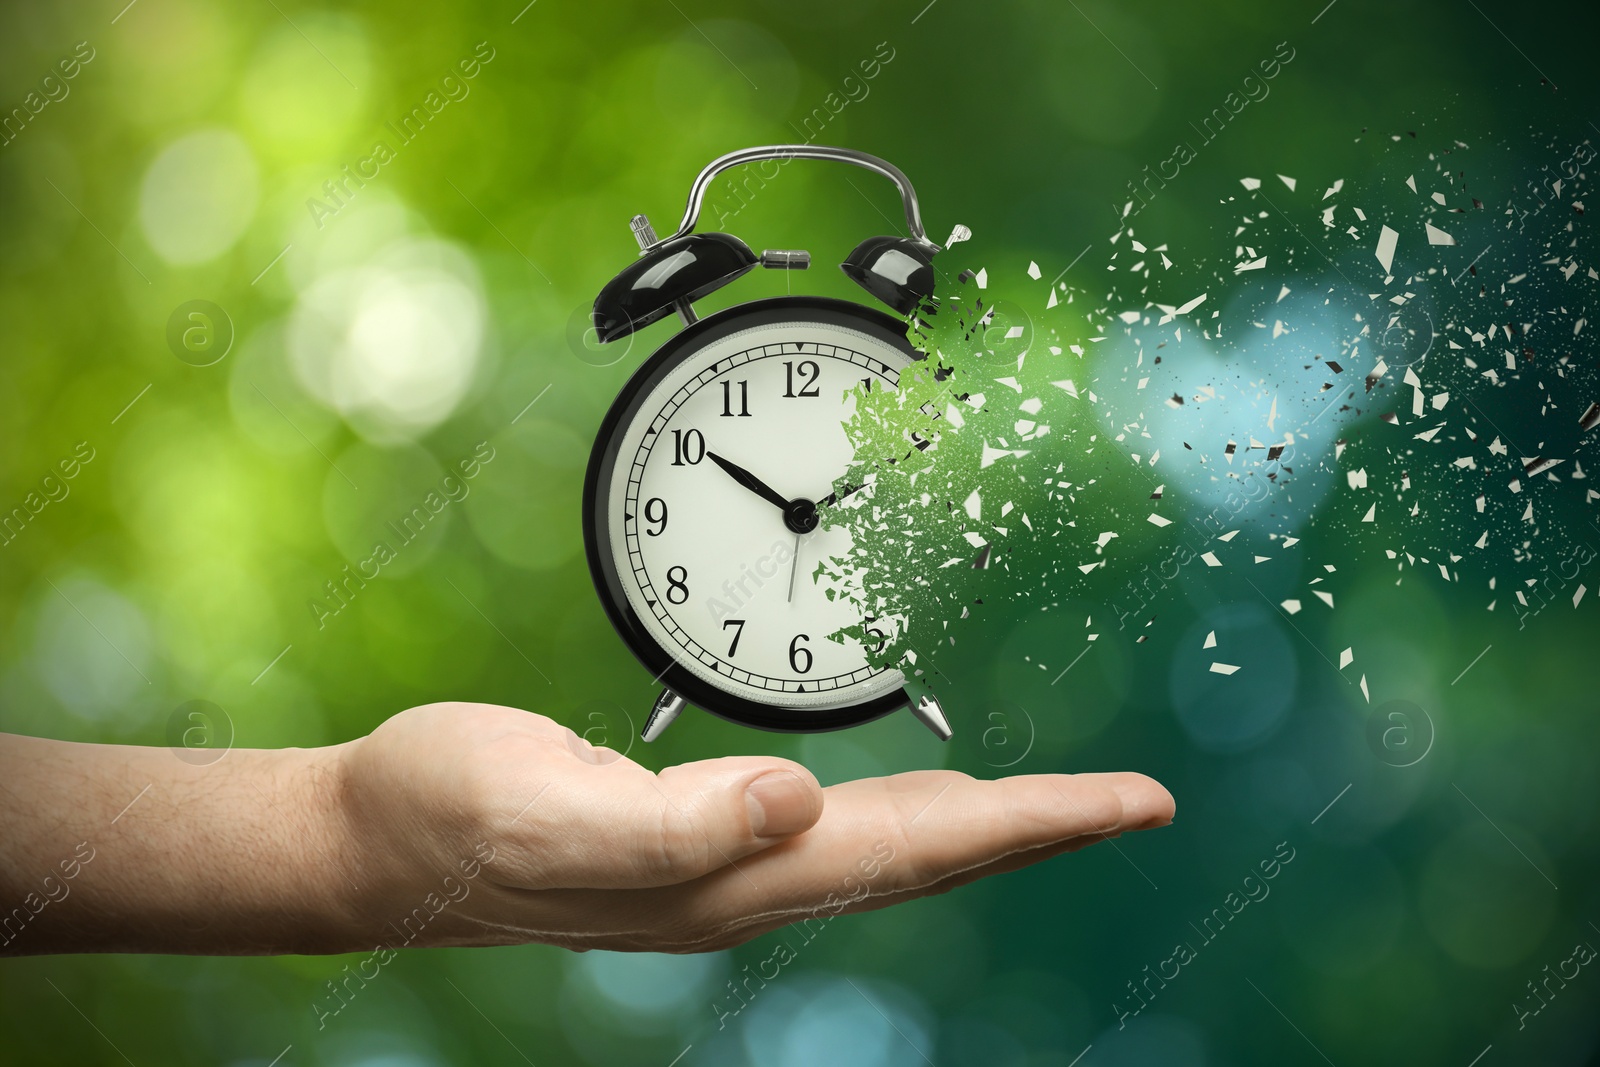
[582, 145, 953, 743]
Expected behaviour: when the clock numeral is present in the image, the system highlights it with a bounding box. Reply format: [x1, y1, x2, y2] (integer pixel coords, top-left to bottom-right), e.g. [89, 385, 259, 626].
[788, 633, 813, 674]
[783, 360, 820, 398]
[720, 379, 751, 417]
[670, 428, 705, 466]
[860, 377, 873, 393]
[722, 618, 746, 657]
[643, 497, 668, 537]
[864, 616, 887, 653]
[665, 565, 689, 604]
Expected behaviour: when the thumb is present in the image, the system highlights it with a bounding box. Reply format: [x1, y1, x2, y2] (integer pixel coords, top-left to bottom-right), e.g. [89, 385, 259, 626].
[531, 756, 825, 890]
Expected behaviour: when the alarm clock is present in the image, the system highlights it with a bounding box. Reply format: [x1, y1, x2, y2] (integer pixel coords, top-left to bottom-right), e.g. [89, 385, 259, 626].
[581, 145, 953, 743]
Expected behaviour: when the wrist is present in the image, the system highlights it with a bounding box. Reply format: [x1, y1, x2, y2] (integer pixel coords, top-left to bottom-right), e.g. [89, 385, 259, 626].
[329, 720, 518, 951]
[328, 729, 483, 947]
[288, 738, 376, 954]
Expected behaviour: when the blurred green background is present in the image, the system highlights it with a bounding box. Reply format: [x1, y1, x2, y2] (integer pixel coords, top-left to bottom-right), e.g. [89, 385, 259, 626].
[3, 0, 1599, 1064]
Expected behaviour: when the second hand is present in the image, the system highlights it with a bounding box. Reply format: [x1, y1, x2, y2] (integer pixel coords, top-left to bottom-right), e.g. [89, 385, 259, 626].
[786, 533, 800, 603]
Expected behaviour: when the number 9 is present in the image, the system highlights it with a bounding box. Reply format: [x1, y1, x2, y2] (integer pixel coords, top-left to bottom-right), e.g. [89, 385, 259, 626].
[644, 497, 668, 537]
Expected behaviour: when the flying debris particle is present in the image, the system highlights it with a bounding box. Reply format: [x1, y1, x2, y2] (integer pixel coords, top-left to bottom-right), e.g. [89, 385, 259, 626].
[1362, 503, 1377, 522]
[1157, 293, 1208, 324]
[1278, 174, 1297, 191]
[1425, 222, 1456, 246]
[980, 443, 1028, 468]
[1579, 402, 1600, 433]
[1314, 590, 1335, 608]
[945, 224, 973, 246]
[1218, 530, 1240, 542]
[1241, 177, 1262, 190]
[1203, 631, 1217, 649]
[1577, 585, 1588, 609]
[1339, 647, 1354, 669]
[971, 544, 992, 569]
[1359, 675, 1370, 703]
[1150, 485, 1165, 499]
[1282, 599, 1302, 615]
[1148, 513, 1172, 527]
[1322, 178, 1345, 199]
[1027, 260, 1041, 280]
[1210, 662, 1241, 675]
[1376, 225, 1399, 274]
[1201, 551, 1223, 567]
[1524, 457, 1564, 477]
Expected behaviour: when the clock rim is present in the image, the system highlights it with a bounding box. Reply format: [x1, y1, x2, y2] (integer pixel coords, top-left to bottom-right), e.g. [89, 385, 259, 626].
[582, 295, 918, 734]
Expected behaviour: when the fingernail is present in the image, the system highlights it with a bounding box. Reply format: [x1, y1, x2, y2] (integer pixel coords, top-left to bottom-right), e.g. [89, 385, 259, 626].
[745, 771, 815, 838]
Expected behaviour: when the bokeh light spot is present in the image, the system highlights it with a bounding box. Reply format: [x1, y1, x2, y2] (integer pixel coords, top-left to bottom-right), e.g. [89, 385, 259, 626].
[289, 237, 485, 441]
[138, 128, 260, 265]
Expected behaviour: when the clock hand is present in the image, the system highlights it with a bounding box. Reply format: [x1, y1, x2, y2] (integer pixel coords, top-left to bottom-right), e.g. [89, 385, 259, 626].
[817, 481, 865, 508]
[786, 533, 801, 603]
[706, 451, 791, 512]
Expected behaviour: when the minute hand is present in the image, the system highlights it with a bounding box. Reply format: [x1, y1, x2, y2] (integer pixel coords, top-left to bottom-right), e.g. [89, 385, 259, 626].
[706, 451, 791, 511]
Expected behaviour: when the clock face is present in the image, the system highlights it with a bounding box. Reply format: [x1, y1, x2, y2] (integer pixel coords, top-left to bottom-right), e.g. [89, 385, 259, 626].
[585, 298, 913, 730]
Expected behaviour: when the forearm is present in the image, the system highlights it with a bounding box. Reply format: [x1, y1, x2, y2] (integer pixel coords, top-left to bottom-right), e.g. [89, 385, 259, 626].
[0, 733, 365, 956]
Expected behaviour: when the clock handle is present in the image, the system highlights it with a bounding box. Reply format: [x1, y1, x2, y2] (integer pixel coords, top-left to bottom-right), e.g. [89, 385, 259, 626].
[655, 145, 940, 251]
[642, 688, 686, 742]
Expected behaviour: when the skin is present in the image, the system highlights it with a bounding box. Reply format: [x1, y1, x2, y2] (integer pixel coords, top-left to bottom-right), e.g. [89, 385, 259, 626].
[0, 702, 1173, 956]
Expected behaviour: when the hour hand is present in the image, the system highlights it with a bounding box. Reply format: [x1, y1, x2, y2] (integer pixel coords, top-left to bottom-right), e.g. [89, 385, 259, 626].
[706, 451, 790, 511]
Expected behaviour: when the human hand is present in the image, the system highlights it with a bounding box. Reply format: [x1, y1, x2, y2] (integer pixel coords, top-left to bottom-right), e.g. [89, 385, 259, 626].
[338, 702, 1174, 954]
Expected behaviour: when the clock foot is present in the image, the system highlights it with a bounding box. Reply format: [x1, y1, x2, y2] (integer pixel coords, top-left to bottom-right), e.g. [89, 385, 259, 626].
[909, 692, 953, 741]
[643, 688, 686, 742]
